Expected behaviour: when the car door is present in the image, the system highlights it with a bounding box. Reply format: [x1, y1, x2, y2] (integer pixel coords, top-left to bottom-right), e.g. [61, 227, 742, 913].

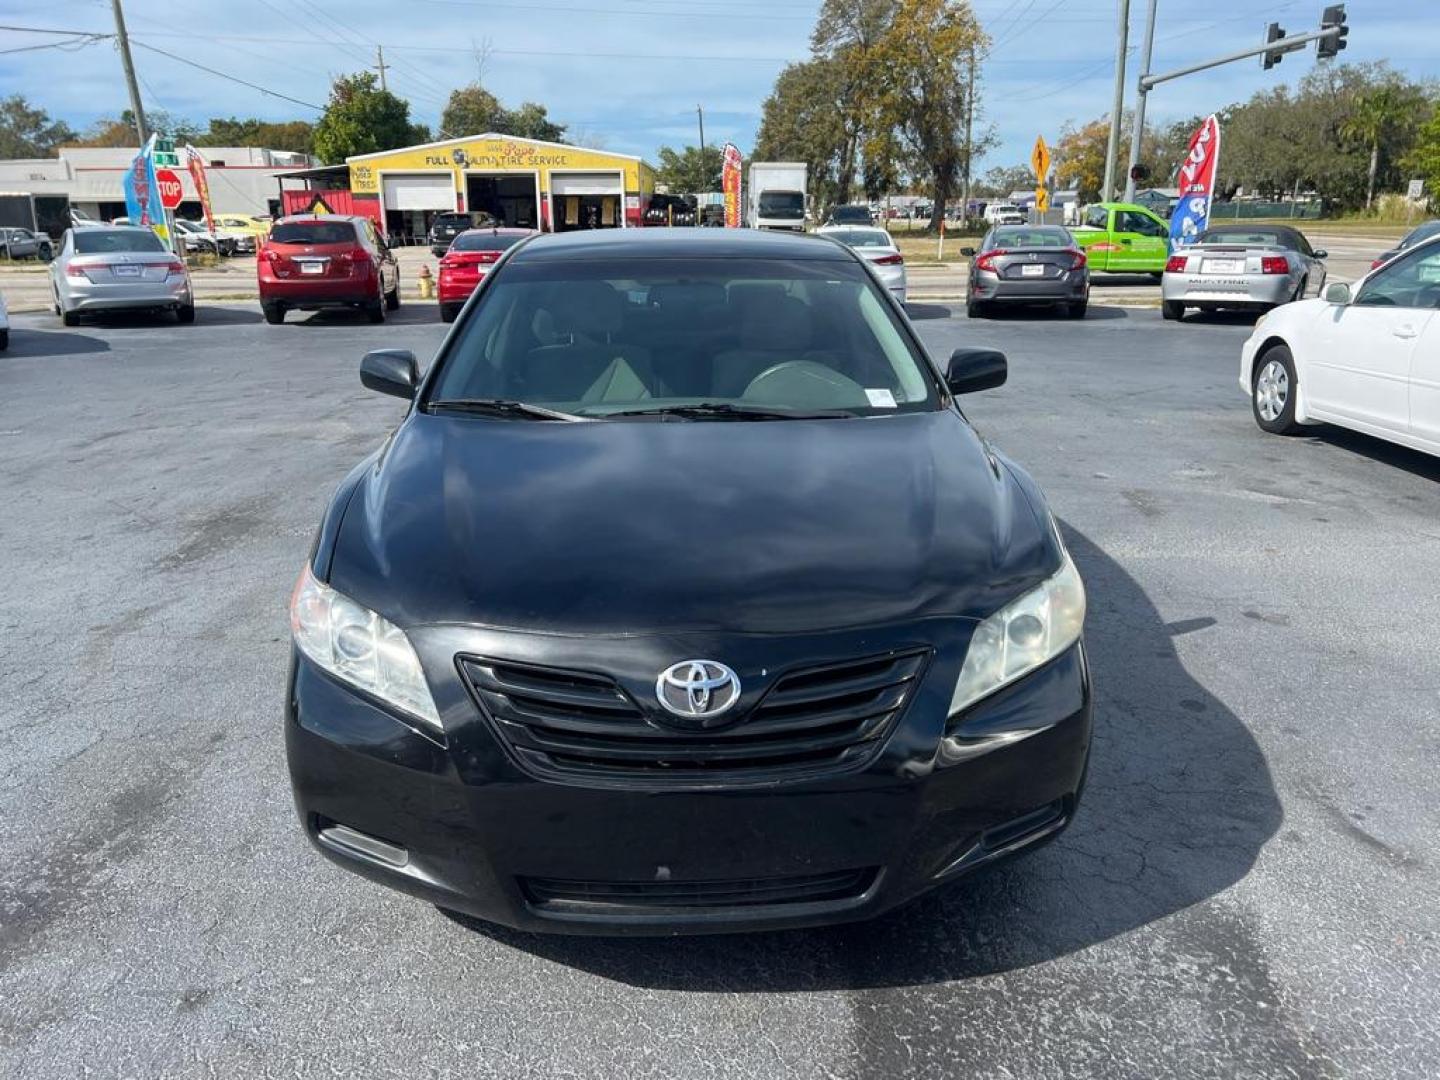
[1304, 244, 1440, 435]
[1111, 209, 1170, 272]
[1397, 247, 1440, 450]
[1071, 205, 1115, 270]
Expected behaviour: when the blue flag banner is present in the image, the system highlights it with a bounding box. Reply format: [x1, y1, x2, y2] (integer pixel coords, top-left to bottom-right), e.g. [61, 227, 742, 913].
[1168, 115, 1221, 249]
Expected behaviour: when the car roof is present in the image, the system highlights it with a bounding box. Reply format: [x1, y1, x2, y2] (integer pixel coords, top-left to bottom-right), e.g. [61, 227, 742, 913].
[510, 228, 848, 262]
[1201, 223, 1307, 244]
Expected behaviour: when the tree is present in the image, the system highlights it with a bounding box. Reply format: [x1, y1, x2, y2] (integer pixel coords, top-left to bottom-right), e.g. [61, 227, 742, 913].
[1404, 103, 1440, 208]
[754, 58, 853, 213]
[313, 72, 419, 164]
[204, 117, 314, 154]
[810, 0, 898, 206]
[75, 109, 202, 148]
[0, 95, 76, 157]
[440, 84, 506, 137]
[655, 145, 723, 192]
[502, 102, 565, 143]
[976, 164, 1032, 198]
[1340, 85, 1421, 210]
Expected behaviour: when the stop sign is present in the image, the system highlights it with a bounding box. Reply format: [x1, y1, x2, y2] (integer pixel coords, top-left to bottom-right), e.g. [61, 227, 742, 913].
[155, 168, 184, 209]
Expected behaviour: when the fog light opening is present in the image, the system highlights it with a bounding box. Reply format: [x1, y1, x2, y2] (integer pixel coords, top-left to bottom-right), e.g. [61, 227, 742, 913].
[317, 819, 410, 868]
[981, 798, 1068, 854]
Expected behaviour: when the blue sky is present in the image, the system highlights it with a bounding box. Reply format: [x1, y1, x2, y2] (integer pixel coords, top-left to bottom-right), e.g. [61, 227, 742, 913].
[1, 0, 1430, 173]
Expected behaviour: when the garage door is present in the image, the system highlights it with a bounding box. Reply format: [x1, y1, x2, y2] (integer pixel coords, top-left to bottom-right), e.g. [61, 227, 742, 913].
[550, 172, 623, 197]
[381, 174, 454, 212]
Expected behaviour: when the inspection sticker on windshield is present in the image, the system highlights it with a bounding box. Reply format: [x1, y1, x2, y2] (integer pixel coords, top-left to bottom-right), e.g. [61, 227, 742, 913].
[865, 388, 897, 408]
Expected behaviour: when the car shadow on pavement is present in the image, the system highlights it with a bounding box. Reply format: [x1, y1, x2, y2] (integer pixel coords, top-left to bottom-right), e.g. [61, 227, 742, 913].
[1, 329, 111, 357]
[973, 304, 1129, 322]
[446, 524, 1282, 990]
[1095, 274, 1163, 288]
[1304, 425, 1440, 483]
[285, 306, 443, 328]
[904, 303, 954, 321]
[1180, 310, 1263, 327]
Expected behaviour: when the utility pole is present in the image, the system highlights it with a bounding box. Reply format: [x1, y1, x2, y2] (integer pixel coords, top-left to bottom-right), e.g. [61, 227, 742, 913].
[375, 46, 389, 92]
[1102, 0, 1130, 202]
[961, 40, 975, 219]
[697, 105, 706, 155]
[109, 0, 148, 144]
[1122, 0, 1158, 203]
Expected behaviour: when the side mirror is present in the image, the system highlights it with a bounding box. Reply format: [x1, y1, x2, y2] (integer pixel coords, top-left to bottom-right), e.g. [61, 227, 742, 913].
[959, 246, 977, 257]
[945, 347, 1007, 395]
[360, 348, 419, 399]
[1322, 282, 1351, 306]
[1313, 249, 1328, 259]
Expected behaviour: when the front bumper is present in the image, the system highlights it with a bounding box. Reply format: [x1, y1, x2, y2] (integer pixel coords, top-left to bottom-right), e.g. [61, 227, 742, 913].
[286, 624, 1092, 935]
[1161, 271, 1294, 308]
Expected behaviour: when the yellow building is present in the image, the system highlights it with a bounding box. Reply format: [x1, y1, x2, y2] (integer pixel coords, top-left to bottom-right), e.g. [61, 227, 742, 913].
[346, 134, 656, 240]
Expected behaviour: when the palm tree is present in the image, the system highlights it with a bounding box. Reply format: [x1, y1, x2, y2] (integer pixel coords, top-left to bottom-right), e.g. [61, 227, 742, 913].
[1340, 86, 1411, 211]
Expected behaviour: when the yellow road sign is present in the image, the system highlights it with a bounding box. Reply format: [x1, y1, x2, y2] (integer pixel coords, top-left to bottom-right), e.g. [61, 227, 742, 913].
[1031, 135, 1050, 181]
[1035, 187, 1050, 213]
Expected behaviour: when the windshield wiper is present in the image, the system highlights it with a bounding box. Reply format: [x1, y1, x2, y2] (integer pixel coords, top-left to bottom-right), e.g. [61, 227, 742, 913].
[600, 403, 857, 421]
[427, 398, 585, 422]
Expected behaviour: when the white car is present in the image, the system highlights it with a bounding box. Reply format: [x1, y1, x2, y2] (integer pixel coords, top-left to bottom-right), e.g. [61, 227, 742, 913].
[174, 219, 254, 256]
[816, 224, 907, 302]
[985, 203, 1026, 226]
[1240, 234, 1440, 457]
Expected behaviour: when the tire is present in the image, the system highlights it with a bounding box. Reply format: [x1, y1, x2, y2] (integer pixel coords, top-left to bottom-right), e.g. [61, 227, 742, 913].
[366, 295, 385, 324]
[966, 299, 987, 319]
[38, 244, 52, 262]
[385, 281, 400, 310]
[1252, 344, 1301, 435]
[62, 307, 79, 327]
[1066, 300, 1088, 319]
[0, 328, 8, 350]
[1161, 299, 1185, 321]
[176, 301, 196, 324]
[262, 302, 285, 325]
[440, 302, 461, 323]
[1291, 277, 1307, 304]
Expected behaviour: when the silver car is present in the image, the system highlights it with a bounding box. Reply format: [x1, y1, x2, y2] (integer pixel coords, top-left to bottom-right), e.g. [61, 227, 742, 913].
[816, 224, 907, 302]
[1, 227, 54, 262]
[1161, 224, 1326, 321]
[49, 227, 194, 326]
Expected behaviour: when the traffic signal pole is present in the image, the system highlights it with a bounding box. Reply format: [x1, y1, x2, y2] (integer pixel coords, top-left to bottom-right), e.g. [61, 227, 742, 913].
[109, 0, 148, 144]
[1121, 6, 1347, 203]
[1121, 0, 1158, 204]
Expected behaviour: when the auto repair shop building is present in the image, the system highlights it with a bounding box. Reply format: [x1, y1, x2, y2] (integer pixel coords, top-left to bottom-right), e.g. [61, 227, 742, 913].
[345, 134, 656, 240]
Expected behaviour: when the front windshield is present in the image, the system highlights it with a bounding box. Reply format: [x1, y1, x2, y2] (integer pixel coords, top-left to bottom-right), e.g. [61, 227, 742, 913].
[74, 230, 165, 254]
[758, 192, 804, 218]
[428, 257, 940, 418]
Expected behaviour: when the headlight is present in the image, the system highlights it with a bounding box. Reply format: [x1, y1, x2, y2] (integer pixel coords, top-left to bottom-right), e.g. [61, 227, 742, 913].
[289, 564, 442, 730]
[948, 542, 1086, 717]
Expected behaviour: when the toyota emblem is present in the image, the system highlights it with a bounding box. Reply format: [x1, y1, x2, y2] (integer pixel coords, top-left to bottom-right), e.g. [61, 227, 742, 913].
[655, 660, 741, 725]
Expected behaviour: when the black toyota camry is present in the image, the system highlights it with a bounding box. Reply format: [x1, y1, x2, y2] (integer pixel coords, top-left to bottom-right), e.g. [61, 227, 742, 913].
[286, 228, 1092, 935]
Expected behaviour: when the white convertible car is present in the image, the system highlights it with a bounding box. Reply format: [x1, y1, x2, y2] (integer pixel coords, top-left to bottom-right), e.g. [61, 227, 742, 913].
[1240, 233, 1440, 458]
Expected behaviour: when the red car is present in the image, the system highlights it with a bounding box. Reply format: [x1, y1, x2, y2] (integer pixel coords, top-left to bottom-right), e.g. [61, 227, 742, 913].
[437, 228, 536, 322]
[258, 215, 400, 325]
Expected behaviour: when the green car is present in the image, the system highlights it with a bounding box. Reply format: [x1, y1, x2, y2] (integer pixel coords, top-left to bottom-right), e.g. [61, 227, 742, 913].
[1070, 202, 1171, 273]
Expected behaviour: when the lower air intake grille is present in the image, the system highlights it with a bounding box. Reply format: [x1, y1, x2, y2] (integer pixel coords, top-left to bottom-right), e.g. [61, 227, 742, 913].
[521, 867, 877, 914]
[459, 649, 929, 784]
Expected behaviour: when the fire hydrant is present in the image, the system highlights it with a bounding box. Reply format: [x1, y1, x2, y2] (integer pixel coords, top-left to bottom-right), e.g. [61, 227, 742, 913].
[417, 264, 435, 300]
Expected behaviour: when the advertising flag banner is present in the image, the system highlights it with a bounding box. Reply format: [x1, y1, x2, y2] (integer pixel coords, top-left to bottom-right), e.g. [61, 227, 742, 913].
[185, 145, 215, 231]
[123, 134, 158, 228]
[722, 143, 743, 228]
[1169, 114, 1221, 249]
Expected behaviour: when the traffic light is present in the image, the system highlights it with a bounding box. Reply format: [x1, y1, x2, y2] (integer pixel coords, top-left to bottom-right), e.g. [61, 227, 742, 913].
[1318, 4, 1348, 60]
[1129, 163, 1150, 183]
[1261, 23, 1286, 70]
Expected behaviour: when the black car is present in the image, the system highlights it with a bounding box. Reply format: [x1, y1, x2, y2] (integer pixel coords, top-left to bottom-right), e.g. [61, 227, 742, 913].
[1370, 219, 1440, 270]
[827, 204, 873, 225]
[286, 228, 1092, 935]
[429, 212, 496, 255]
[644, 194, 698, 227]
[963, 224, 1091, 319]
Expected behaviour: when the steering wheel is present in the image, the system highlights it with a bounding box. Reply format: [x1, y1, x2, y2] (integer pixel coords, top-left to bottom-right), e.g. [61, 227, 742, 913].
[742, 360, 870, 409]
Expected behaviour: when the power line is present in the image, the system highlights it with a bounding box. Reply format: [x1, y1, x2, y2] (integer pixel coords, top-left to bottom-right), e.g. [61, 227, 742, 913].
[129, 39, 324, 110]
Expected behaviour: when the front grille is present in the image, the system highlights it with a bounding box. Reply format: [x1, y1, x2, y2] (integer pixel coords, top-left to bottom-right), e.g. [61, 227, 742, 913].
[521, 867, 877, 914]
[459, 649, 929, 784]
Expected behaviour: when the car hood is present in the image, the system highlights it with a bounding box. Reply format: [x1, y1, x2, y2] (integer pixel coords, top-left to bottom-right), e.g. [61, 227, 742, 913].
[326, 410, 1057, 636]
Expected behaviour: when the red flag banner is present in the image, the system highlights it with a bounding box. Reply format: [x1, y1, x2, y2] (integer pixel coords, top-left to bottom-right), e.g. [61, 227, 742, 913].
[185, 145, 215, 232]
[1168, 114, 1221, 248]
[722, 144, 743, 228]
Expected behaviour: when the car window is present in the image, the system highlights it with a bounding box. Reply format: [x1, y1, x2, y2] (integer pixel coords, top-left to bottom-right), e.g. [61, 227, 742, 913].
[1118, 211, 1166, 237]
[992, 227, 1069, 248]
[452, 231, 530, 252]
[822, 228, 893, 249]
[1084, 205, 1109, 230]
[73, 229, 166, 254]
[270, 221, 358, 245]
[1355, 246, 1440, 310]
[428, 257, 941, 417]
[1399, 221, 1440, 250]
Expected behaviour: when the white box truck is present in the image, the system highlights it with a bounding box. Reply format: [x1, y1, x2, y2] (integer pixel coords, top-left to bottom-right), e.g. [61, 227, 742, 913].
[747, 162, 807, 231]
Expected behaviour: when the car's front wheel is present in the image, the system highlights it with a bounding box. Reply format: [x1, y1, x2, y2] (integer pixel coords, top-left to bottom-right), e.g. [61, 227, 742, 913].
[1253, 345, 1301, 435]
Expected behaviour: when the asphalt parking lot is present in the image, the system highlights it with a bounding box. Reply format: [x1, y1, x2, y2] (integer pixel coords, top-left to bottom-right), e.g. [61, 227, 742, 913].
[2, 300, 1437, 1078]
